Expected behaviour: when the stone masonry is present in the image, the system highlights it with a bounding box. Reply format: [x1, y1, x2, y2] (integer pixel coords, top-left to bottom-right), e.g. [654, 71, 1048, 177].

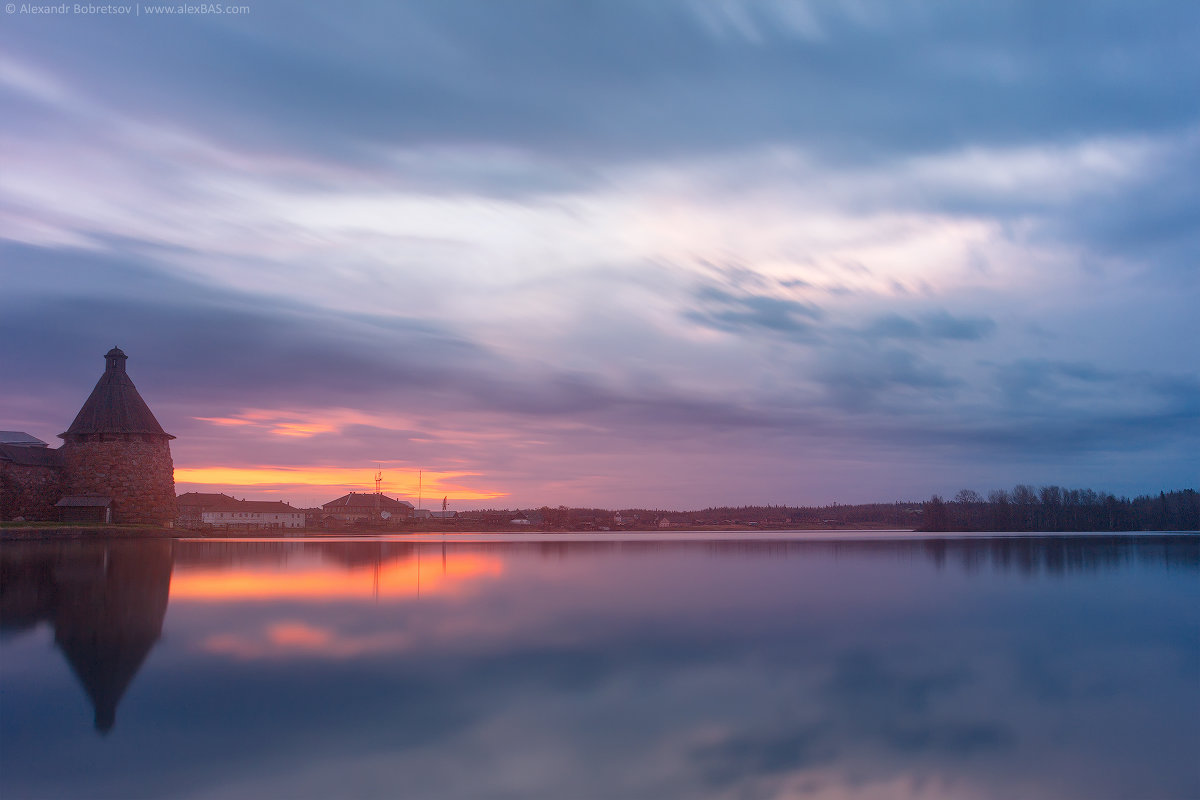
[0, 460, 64, 520]
[59, 435, 176, 526]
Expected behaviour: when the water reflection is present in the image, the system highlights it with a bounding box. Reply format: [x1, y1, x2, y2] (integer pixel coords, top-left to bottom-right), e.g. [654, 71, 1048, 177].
[177, 532, 1200, 574]
[1, 534, 1197, 800]
[171, 547, 502, 602]
[0, 539, 172, 733]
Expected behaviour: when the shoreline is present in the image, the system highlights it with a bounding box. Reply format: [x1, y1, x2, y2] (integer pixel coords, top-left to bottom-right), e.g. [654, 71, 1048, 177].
[4, 526, 1197, 541]
[0, 522, 908, 540]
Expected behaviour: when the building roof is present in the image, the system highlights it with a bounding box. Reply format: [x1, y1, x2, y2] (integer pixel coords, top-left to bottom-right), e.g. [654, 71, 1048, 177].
[56, 496, 114, 507]
[178, 493, 300, 513]
[212, 500, 301, 514]
[60, 347, 174, 439]
[0, 443, 64, 468]
[0, 431, 48, 447]
[176, 492, 236, 507]
[322, 492, 415, 511]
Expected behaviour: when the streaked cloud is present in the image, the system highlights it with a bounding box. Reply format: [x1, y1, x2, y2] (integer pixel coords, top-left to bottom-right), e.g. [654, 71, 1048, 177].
[1, 1, 1196, 506]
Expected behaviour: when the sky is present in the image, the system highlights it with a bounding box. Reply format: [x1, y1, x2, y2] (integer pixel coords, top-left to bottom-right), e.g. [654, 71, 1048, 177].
[1, 0, 1197, 510]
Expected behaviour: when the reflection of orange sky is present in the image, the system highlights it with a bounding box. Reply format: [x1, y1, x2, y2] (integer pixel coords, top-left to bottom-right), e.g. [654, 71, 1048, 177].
[203, 621, 415, 660]
[171, 553, 504, 602]
[173, 466, 507, 501]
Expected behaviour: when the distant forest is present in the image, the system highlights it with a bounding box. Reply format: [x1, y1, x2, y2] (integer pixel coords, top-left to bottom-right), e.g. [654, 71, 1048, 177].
[920, 486, 1198, 532]
[468, 486, 1198, 532]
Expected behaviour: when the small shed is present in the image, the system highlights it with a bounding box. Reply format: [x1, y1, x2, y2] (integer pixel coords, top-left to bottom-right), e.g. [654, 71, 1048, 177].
[56, 496, 113, 524]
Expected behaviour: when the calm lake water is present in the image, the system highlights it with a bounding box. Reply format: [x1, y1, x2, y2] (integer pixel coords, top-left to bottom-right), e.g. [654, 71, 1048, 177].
[2, 533, 1197, 800]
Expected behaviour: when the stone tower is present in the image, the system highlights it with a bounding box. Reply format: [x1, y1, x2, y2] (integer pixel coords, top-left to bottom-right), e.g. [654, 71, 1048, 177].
[59, 347, 176, 526]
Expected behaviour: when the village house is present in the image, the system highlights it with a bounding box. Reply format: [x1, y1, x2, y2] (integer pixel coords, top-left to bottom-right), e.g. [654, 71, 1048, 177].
[177, 492, 304, 529]
[414, 509, 458, 519]
[321, 492, 415, 526]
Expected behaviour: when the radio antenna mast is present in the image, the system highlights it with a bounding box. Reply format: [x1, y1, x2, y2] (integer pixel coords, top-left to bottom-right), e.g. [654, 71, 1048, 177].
[374, 465, 382, 521]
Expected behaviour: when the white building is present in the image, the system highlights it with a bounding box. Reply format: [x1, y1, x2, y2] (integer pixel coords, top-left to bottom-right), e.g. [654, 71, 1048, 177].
[178, 493, 304, 529]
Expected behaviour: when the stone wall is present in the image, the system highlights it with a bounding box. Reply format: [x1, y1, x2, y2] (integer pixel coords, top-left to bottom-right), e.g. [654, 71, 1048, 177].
[60, 435, 176, 526]
[0, 462, 63, 521]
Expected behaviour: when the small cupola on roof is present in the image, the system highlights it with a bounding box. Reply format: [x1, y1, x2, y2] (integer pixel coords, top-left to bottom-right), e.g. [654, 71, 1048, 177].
[105, 346, 127, 373]
[61, 347, 174, 440]
[57, 346, 177, 526]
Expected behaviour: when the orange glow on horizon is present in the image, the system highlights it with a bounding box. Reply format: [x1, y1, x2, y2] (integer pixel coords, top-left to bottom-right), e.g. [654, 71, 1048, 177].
[173, 465, 508, 501]
[193, 416, 256, 427]
[194, 414, 338, 438]
[270, 422, 338, 437]
[193, 408, 417, 439]
[190, 406, 550, 448]
[170, 553, 504, 602]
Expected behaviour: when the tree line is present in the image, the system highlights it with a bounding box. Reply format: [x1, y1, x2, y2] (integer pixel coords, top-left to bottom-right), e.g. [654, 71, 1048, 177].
[921, 487, 1198, 532]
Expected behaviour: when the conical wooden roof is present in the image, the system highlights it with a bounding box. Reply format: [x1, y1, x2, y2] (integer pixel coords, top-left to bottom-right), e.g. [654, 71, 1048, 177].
[60, 347, 174, 439]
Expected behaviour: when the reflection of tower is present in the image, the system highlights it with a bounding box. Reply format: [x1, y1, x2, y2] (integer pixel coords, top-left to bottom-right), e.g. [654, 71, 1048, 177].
[0, 539, 173, 734]
[59, 347, 176, 526]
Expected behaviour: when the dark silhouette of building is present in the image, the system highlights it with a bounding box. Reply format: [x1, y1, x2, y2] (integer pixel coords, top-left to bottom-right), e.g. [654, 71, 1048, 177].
[0, 347, 176, 525]
[59, 347, 177, 525]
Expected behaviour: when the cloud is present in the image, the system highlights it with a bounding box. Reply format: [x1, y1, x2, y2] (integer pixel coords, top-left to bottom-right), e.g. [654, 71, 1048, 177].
[994, 359, 1117, 404]
[863, 312, 996, 342]
[1, 2, 1197, 505]
[4, 2, 1198, 169]
[814, 348, 962, 412]
[684, 286, 825, 338]
[4, 237, 1195, 509]
[0, 243, 486, 399]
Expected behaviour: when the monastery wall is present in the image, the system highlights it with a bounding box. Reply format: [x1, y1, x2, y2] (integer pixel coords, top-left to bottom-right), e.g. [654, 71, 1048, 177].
[0, 462, 63, 521]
